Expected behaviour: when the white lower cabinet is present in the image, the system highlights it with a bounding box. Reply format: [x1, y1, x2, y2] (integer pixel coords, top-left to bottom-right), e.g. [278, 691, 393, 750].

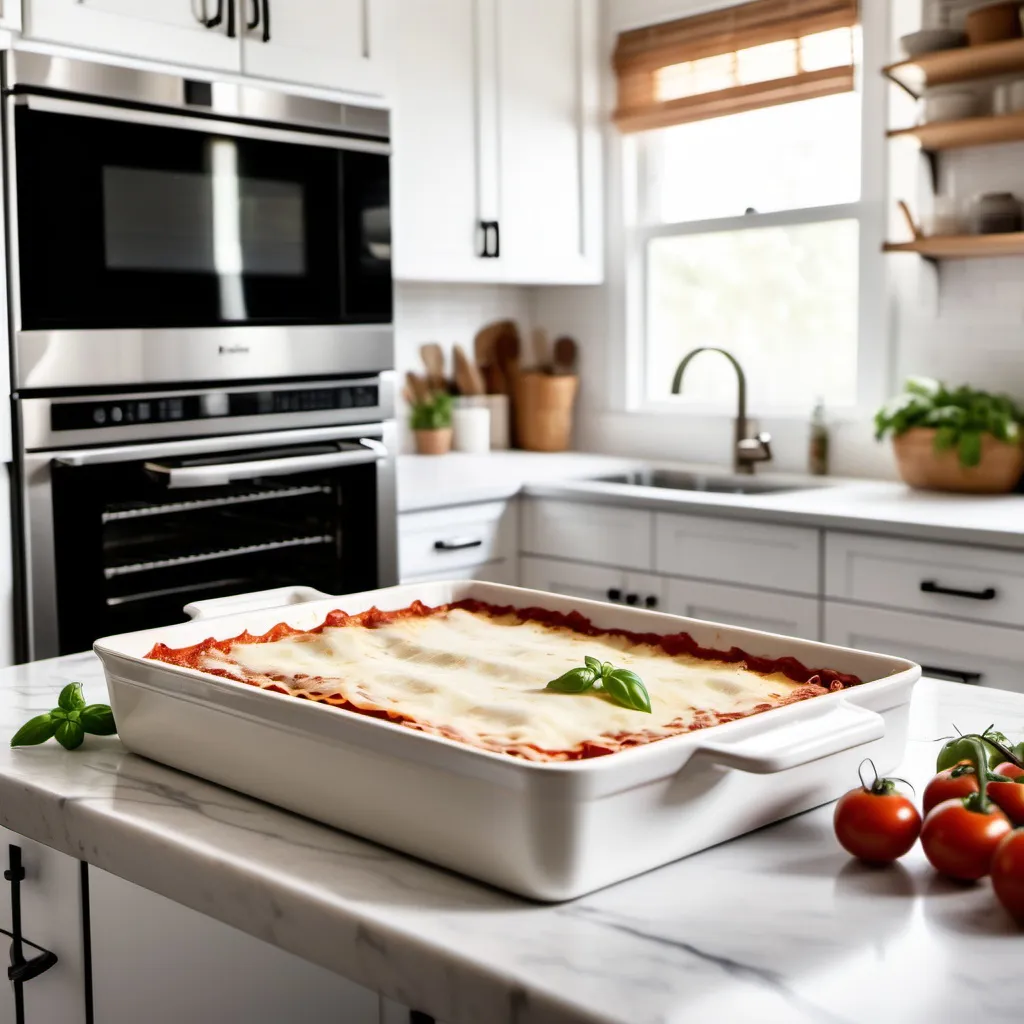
[520, 556, 624, 604]
[522, 500, 653, 570]
[0, 829, 88, 1024]
[663, 578, 819, 641]
[88, 868, 379, 1023]
[824, 601, 1024, 693]
[403, 559, 518, 586]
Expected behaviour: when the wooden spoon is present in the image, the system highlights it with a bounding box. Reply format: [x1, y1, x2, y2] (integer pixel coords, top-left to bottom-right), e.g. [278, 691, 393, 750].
[453, 344, 485, 396]
[531, 327, 551, 373]
[553, 336, 578, 376]
[405, 371, 430, 405]
[420, 343, 446, 393]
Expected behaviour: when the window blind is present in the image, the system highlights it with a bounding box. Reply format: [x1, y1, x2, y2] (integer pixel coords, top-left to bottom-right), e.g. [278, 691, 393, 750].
[613, 0, 858, 133]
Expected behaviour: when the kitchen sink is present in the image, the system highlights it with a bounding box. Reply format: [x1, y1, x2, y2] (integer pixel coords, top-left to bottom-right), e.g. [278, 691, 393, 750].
[597, 469, 825, 496]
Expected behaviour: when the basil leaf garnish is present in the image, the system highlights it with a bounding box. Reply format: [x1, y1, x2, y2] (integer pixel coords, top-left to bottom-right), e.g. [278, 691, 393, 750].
[58, 682, 87, 712]
[584, 656, 601, 674]
[55, 720, 85, 751]
[603, 668, 652, 714]
[80, 705, 117, 736]
[546, 667, 598, 694]
[10, 714, 59, 748]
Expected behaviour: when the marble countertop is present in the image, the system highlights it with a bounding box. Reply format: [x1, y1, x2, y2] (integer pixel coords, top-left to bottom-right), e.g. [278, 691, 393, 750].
[1, 656, 1022, 1024]
[397, 450, 1024, 549]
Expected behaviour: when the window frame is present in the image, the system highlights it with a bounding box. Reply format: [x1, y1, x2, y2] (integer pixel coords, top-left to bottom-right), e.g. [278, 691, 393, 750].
[620, 5, 889, 422]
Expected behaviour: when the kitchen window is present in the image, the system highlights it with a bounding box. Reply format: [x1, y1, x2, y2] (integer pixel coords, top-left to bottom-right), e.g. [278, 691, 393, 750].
[615, 0, 883, 416]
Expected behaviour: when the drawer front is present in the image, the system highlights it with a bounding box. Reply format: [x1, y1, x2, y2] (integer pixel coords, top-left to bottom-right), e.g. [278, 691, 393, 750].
[520, 556, 626, 603]
[403, 559, 518, 586]
[824, 600, 1024, 693]
[521, 499, 653, 570]
[655, 513, 819, 595]
[826, 532, 1024, 628]
[399, 501, 517, 579]
[664, 578, 819, 641]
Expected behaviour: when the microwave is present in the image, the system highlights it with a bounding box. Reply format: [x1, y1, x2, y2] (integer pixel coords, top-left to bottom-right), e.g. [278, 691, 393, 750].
[3, 52, 394, 391]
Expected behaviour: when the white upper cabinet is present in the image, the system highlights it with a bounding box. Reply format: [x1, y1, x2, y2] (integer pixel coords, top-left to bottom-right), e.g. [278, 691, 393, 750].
[22, 0, 243, 74]
[241, 0, 391, 96]
[392, 0, 603, 284]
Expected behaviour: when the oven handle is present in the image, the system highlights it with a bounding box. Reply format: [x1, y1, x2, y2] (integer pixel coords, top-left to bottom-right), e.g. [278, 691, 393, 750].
[145, 438, 387, 489]
[15, 95, 390, 156]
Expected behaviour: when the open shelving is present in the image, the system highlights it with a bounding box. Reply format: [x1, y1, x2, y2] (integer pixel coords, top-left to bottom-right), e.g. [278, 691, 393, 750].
[883, 37, 1024, 97]
[888, 110, 1024, 151]
[883, 233, 1024, 260]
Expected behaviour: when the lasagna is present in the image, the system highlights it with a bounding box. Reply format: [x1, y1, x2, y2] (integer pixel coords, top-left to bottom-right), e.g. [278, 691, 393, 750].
[146, 599, 861, 762]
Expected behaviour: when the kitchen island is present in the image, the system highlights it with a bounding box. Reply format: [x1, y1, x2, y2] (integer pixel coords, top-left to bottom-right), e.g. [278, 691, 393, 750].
[0, 654, 1021, 1024]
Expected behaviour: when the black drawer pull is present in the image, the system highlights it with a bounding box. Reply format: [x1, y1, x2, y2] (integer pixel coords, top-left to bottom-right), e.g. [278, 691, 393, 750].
[625, 593, 639, 605]
[645, 594, 658, 609]
[920, 580, 997, 601]
[921, 665, 983, 685]
[606, 588, 621, 602]
[433, 538, 483, 552]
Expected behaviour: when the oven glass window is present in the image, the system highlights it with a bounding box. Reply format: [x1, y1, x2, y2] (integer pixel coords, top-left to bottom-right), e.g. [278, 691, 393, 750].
[15, 107, 391, 329]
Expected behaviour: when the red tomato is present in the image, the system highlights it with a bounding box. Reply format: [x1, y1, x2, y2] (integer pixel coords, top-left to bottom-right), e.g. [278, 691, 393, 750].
[833, 785, 921, 864]
[993, 762, 1024, 781]
[991, 830, 1024, 925]
[923, 766, 979, 816]
[920, 798, 1012, 880]
[987, 779, 1024, 826]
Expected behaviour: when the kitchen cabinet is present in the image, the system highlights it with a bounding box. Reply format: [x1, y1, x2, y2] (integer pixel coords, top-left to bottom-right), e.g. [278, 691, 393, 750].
[0, 0, 19, 31]
[392, 0, 602, 284]
[241, 0, 392, 96]
[0, 828, 88, 1024]
[663, 578, 819, 641]
[521, 500, 653, 570]
[22, 0, 243, 74]
[88, 867, 379, 1023]
[824, 601, 1024, 694]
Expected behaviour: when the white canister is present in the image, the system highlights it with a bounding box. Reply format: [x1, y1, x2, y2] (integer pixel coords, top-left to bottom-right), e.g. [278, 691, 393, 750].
[482, 394, 511, 450]
[452, 404, 491, 453]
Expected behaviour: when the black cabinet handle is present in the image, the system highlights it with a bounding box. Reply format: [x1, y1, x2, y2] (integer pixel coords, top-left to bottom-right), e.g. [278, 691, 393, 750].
[478, 220, 500, 258]
[625, 593, 638, 606]
[433, 538, 483, 552]
[645, 594, 658, 609]
[920, 580, 997, 601]
[247, 0, 260, 30]
[262, 0, 271, 41]
[921, 665, 983, 686]
[226, 0, 236, 37]
[3, 845, 60, 1024]
[491, 220, 500, 258]
[203, 0, 223, 28]
[606, 588, 621, 602]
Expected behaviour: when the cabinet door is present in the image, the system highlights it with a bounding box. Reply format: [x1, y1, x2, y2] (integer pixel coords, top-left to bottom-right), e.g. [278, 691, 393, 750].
[521, 499, 653, 570]
[521, 556, 625, 604]
[0, 829, 87, 1024]
[241, 0, 389, 95]
[664, 578, 820, 641]
[824, 601, 1024, 694]
[89, 867, 379, 1023]
[23, 0, 242, 73]
[391, 0, 501, 282]
[496, 0, 602, 283]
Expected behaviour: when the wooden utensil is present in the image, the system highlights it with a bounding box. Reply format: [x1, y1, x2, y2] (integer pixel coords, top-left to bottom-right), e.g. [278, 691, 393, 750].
[420, 342, 447, 393]
[405, 371, 430, 405]
[531, 327, 551, 372]
[553, 336, 578, 376]
[453, 344, 485, 396]
[897, 200, 921, 241]
[495, 323, 522, 444]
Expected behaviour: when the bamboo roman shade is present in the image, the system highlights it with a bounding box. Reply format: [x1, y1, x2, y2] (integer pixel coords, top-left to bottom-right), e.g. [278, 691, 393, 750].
[613, 0, 858, 133]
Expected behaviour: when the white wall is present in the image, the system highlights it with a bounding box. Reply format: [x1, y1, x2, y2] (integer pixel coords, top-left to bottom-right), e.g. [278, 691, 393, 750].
[533, 0, 1024, 478]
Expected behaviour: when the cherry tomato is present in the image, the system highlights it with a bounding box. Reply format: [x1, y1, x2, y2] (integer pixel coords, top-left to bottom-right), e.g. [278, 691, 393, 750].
[834, 778, 921, 864]
[993, 762, 1024, 781]
[923, 765, 979, 816]
[920, 798, 1012, 880]
[987, 779, 1024, 826]
[991, 829, 1024, 925]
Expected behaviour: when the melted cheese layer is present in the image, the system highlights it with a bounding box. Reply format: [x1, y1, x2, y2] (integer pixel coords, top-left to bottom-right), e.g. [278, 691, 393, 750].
[199, 608, 821, 757]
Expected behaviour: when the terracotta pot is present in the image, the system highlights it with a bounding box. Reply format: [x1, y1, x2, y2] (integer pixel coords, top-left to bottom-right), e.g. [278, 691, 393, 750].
[413, 427, 452, 455]
[893, 427, 1024, 493]
[964, 2, 1022, 45]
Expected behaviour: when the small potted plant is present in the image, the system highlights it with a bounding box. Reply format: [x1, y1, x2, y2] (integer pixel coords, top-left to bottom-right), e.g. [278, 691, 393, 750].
[875, 377, 1024, 493]
[410, 391, 454, 455]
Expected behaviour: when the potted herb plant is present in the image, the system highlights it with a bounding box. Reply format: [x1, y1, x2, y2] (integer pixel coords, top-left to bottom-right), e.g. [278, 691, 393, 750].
[410, 391, 454, 455]
[875, 378, 1024, 493]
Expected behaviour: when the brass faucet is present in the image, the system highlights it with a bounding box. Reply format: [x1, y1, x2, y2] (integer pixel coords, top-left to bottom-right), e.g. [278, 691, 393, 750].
[670, 347, 772, 475]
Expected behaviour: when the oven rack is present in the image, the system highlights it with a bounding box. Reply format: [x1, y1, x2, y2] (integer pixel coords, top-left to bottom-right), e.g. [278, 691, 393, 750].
[104, 535, 334, 579]
[102, 485, 332, 523]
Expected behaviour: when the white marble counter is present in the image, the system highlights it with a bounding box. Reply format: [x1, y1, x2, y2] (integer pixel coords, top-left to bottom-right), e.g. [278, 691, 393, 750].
[1, 656, 1022, 1023]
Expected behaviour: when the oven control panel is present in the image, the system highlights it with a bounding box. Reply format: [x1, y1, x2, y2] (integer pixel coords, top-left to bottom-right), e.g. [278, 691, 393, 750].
[50, 383, 380, 432]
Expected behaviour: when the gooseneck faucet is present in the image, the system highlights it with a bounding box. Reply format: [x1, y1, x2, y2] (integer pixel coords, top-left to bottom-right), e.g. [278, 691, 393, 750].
[670, 346, 772, 475]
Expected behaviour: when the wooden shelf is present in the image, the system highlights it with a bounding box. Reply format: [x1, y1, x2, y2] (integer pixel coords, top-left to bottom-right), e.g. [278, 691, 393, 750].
[883, 233, 1024, 259]
[884, 38, 1024, 98]
[888, 111, 1024, 151]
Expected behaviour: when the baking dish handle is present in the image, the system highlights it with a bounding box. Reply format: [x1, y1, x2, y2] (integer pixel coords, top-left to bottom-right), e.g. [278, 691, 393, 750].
[692, 700, 885, 774]
[184, 586, 332, 621]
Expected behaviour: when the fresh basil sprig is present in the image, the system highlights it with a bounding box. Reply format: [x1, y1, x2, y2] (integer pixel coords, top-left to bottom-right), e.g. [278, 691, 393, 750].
[546, 657, 652, 713]
[11, 683, 116, 751]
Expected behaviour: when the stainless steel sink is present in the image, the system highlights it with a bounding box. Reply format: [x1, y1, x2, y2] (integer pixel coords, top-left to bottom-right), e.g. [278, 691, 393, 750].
[597, 469, 823, 496]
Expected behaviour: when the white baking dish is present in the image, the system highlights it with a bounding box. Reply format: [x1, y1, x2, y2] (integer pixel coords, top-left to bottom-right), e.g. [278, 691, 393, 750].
[94, 582, 919, 901]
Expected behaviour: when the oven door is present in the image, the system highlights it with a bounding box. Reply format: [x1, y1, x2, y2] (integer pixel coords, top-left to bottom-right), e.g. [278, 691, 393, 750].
[22, 424, 397, 659]
[10, 95, 392, 388]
